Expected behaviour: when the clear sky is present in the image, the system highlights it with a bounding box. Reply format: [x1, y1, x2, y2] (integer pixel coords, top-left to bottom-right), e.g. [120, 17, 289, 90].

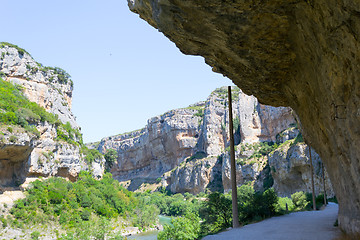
[2, 0, 233, 143]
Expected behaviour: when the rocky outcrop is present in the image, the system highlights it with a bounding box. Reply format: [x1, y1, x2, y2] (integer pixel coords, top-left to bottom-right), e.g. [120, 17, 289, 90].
[98, 107, 201, 181]
[0, 44, 78, 129]
[0, 44, 104, 188]
[269, 142, 334, 198]
[128, 0, 360, 233]
[98, 87, 295, 183]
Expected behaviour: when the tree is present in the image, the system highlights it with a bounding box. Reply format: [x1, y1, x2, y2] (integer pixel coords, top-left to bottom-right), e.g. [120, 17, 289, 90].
[200, 192, 232, 231]
[158, 211, 201, 240]
[104, 149, 117, 172]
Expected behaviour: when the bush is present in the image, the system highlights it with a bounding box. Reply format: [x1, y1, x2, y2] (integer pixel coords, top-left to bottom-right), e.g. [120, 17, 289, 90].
[276, 197, 294, 213]
[158, 211, 201, 240]
[30, 231, 41, 240]
[200, 192, 232, 233]
[104, 149, 117, 171]
[81, 209, 91, 221]
[291, 191, 309, 211]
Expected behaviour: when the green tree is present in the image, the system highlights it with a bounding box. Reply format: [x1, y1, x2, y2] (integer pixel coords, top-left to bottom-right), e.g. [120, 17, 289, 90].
[158, 211, 201, 240]
[104, 149, 117, 172]
[291, 191, 309, 211]
[200, 192, 232, 231]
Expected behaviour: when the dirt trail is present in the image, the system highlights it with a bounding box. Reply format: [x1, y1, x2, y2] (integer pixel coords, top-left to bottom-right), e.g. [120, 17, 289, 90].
[203, 203, 341, 240]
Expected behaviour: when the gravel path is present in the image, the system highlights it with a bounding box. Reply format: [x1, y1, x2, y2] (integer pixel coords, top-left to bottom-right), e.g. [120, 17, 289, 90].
[203, 203, 341, 240]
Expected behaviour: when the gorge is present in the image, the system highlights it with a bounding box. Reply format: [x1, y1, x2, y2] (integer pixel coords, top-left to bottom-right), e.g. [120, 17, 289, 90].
[128, 0, 360, 234]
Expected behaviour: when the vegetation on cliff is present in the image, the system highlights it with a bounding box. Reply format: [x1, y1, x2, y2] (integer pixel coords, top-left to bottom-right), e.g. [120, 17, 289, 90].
[0, 76, 102, 164]
[0, 77, 58, 136]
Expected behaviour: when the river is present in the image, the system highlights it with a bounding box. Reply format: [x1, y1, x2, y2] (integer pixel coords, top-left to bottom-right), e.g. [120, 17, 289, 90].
[127, 215, 172, 240]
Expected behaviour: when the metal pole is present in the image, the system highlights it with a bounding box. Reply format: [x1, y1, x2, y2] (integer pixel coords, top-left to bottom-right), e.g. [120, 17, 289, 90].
[322, 162, 327, 205]
[228, 86, 240, 228]
[308, 146, 316, 211]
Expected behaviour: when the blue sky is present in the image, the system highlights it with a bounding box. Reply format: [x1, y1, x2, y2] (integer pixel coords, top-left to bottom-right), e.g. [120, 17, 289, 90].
[2, 0, 233, 142]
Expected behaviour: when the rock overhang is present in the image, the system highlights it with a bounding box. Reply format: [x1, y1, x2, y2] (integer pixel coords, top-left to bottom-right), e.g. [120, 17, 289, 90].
[128, 0, 360, 234]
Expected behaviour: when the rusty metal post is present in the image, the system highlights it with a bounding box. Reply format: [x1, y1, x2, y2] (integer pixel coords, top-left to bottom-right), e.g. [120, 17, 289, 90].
[309, 146, 316, 211]
[228, 86, 240, 228]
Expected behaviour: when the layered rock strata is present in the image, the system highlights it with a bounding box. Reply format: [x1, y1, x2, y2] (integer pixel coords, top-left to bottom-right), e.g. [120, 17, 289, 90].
[98, 87, 295, 182]
[0, 45, 103, 188]
[99, 87, 329, 196]
[128, 0, 360, 233]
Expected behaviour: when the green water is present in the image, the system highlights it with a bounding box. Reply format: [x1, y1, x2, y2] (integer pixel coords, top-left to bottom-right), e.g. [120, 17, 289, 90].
[127, 215, 172, 240]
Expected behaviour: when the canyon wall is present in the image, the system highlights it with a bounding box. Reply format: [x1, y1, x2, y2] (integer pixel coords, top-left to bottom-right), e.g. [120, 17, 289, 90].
[98, 87, 333, 198]
[0, 44, 103, 189]
[128, 0, 360, 233]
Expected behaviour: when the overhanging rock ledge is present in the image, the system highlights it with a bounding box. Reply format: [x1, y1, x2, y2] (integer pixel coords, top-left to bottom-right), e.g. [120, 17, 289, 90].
[128, 0, 360, 234]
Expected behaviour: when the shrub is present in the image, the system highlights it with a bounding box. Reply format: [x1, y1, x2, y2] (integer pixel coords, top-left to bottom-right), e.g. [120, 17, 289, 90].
[9, 135, 17, 143]
[291, 191, 309, 211]
[200, 192, 232, 232]
[158, 211, 201, 240]
[30, 231, 41, 240]
[276, 197, 294, 213]
[81, 209, 91, 221]
[104, 149, 117, 171]
[7, 126, 13, 133]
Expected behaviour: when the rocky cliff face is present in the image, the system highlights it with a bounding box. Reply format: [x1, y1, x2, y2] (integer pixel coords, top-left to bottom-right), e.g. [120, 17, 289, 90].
[0, 45, 77, 129]
[98, 87, 330, 196]
[269, 141, 334, 198]
[128, 0, 360, 233]
[98, 87, 295, 181]
[0, 44, 103, 189]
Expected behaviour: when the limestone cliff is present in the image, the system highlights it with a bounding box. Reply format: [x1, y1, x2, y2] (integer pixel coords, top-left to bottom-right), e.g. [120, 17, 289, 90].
[128, 0, 360, 233]
[98, 87, 326, 196]
[0, 43, 104, 189]
[269, 141, 334, 198]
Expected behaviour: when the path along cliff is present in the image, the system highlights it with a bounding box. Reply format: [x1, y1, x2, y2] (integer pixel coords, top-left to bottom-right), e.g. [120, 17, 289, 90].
[203, 203, 341, 240]
[127, 0, 360, 234]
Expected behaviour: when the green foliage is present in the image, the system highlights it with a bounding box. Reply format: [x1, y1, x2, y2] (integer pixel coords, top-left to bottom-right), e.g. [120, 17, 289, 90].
[250, 141, 278, 159]
[276, 197, 294, 213]
[158, 211, 201, 240]
[104, 149, 117, 171]
[9, 172, 137, 237]
[82, 147, 103, 164]
[9, 135, 17, 143]
[0, 215, 7, 228]
[290, 133, 304, 146]
[156, 177, 162, 183]
[38, 66, 72, 85]
[30, 231, 41, 240]
[194, 108, 204, 118]
[291, 191, 310, 211]
[137, 191, 200, 218]
[187, 151, 207, 162]
[132, 196, 160, 230]
[0, 78, 59, 135]
[56, 122, 82, 146]
[237, 186, 278, 223]
[262, 164, 274, 190]
[305, 193, 326, 210]
[200, 192, 232, 233]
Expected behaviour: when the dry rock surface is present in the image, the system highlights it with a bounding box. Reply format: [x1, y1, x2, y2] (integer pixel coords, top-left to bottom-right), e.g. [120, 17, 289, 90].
[0, 44, 104, 192]
[128, 0, 360, 233]
[98, 87, 332, 197]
